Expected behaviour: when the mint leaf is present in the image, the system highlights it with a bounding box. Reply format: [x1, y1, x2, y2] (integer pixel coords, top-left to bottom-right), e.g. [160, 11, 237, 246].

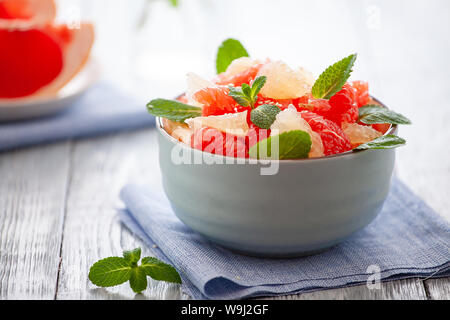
[241, 83, 252, 97]
[249, 130, 312, 159]
[89, 248, 182, 293]
[141, 257, 182, 284]
[129, 267, 148, 293]
[88, 257, 132, 287]
[312, 54, 357, 99]
[359, 105, 412, 125]
[228, 76, 267, 108]
[228, 86, 250, 107]
[147, 99, 202, 123]
[123, 248, 141, 266]
[250, 104, 281, 129]
[216, 38, 249, 74]
[250, 75, 267, 97]
[169, 0, 179, 7]
[354, 135, 406, 150]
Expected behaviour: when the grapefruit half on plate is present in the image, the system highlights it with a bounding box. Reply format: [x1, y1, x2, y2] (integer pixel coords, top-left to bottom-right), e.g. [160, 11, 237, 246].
[0, 0, 56, 24]
[0, 23, 95, 99]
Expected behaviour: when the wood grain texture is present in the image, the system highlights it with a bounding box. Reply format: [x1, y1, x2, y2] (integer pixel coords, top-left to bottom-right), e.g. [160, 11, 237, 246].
[264, 279, 427, 300]
[424, 278, 450, 300]
[0, 142, 71, 299]
[55, 130, 184, 299]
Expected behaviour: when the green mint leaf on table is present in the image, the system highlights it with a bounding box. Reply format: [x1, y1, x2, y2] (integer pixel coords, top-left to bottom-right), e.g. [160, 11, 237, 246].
[169, 0, 179, 7]
[358, 105, 412, 125]
[147, 99, 202, 123]
[312, 54, 357, 99]
[216, 38, 249, 74]
[228, 76, 267, 108]
[123, 247, 141, 266]
[249, 130, 312, 160]
[88, 248, 182, 293]
[250, 104, 281, 129]
[141, 257, 182, 284]
[354, 135, 406, 151]
[88, 257, 132, 287]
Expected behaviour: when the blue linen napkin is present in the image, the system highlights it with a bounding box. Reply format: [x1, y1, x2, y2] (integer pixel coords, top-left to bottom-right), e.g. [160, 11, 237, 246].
[119, 177, 450, 300]
[0, 82, 154, 152]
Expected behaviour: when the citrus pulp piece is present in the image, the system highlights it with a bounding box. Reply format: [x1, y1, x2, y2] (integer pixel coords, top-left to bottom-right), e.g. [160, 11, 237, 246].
[342, 122, 382, 148]
[270, 106, 324, 158]
[186, 72, 216, 107]
[193, 86, 238, 116]
[301, 111, 352, 156]
[185, 111, 249, 137]
[215, 57, 263, 86]
[257, 61, 312, 99]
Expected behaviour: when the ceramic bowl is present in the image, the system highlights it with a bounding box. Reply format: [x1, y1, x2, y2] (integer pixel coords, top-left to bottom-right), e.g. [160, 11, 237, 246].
[156, 104, 396, 257]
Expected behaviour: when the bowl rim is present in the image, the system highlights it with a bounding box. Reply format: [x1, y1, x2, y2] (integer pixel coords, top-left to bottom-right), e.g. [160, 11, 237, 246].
[156, 96, 398, 164]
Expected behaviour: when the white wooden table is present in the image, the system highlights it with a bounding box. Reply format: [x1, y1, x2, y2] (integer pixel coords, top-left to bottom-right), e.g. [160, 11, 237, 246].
[0, 0, 449, 300]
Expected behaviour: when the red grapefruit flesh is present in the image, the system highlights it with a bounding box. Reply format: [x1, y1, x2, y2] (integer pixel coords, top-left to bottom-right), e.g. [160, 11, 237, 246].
[215, 64, 263, 87]
[0, 28, 63, 98]
[0, 23, 94, 99]
[194, 87, 238, 116]
[301, 111, 352, 156]
[0, 0, 56, 23]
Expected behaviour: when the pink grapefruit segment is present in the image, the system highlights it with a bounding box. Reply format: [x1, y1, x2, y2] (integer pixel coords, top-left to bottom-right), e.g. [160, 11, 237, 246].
[0, 0, 56, 22]
[0, 23, 94, 99]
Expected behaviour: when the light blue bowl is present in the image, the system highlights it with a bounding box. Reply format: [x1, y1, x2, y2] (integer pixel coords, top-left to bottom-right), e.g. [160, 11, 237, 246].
[156, 118, 396, 257]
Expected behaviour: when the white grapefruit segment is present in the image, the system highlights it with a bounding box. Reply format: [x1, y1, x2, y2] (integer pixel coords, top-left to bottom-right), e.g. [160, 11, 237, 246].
[342, 122, 382, 147]
[186, 72, 216, 107]
[185, 111, 249, 137]
[257, 61, 312, 99]
[35, 23, 95, 97]
[271, 105, 324, 158]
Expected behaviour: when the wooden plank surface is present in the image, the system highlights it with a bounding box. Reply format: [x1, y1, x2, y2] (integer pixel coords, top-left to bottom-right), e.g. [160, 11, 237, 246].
[0, 143, 71, 299]
[54, 130, 185, 299]
[424, 278, 450, 300]
[269, 279, 428, 300]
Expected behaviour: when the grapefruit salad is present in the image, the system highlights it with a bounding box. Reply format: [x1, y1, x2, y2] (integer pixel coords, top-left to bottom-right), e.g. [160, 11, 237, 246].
[0, 0, 94, 99]
[148, 39, 411, 160]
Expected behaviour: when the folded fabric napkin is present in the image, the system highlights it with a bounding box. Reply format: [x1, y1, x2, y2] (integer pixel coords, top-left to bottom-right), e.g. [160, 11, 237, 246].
[0, 82, 154, 152]
[119, 177, 450, 300]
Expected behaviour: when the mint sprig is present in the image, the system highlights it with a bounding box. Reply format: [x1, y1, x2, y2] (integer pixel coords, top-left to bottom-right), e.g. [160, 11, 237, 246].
[89, 248, 181, 294]
[250, 104, 281, 129]
[147, 99, 202, 123]
[312, 54, 357, 99]
[359, 105, 412, 125]
[354, 135, 406, 151]
[228, 76, 267, 108]
[141, 257, 181, 283]
[216, 38, 249, 74]
[249, 130, 312, 159]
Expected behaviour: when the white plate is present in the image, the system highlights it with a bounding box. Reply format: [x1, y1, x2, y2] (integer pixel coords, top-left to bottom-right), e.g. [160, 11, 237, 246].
[0, 58, 101, 122]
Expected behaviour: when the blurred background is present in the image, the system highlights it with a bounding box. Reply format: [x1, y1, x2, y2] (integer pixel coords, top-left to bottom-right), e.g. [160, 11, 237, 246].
[52, 0, 449, 214]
